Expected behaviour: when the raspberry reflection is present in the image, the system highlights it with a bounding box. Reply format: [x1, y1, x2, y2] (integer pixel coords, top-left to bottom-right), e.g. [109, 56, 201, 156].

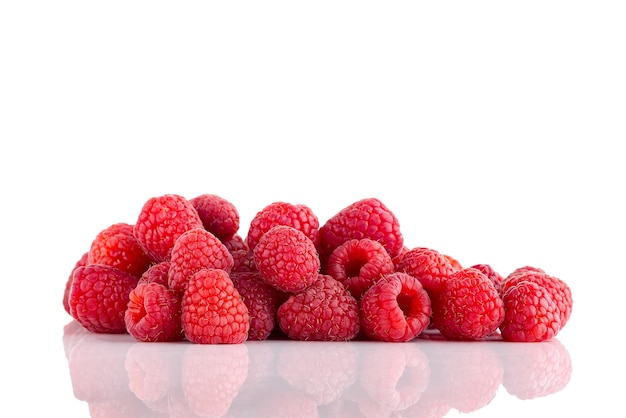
[63, 320, 573, 417]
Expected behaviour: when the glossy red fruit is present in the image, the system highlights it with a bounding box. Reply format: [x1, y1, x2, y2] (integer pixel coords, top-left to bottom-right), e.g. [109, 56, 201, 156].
[125, 282, 183, 342]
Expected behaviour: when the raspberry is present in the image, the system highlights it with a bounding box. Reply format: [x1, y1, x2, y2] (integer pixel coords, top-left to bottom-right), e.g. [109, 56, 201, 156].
[88, 222, 153, 278]
[499, 280, 561, 342]
[168, 228, 234, 294]
[470, 263, 505, 295]
[231, 271, 281, 340]
[181, 268, 249, 344]
[253, 225, 320, 293]
[133, 194, 203, 262]
[124, 282, 183, 342]
[506, 265, 546, 280]
[360, 271, 432, 342]
[137, 261, 170, 286]
[444, 254, 463, 271]
[69, 264, 139, 334]
[223, 234, 257, 273]
[395, 246, 456, 297]
[432, 268, 505, 340]
[246, 201, 320, 253]
[326, 238, 395, 299]
[277, 274, 360, 341]
[63, 251, 89, 315]
[189, 193, 240, 240]
[502, 269, 573, 329]
[318, 197, 404, 264]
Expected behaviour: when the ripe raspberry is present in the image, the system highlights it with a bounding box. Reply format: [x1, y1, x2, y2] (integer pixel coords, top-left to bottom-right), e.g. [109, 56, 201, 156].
[432, 268, 505, 340]
[246, 201, 320, 251]
[88, 222, 153, 278]
[326, 238, 395, 299]
[470, 263, 505, 295]
[168, 228, 234, 294]
[63, 251, 89, 315]
[506, 265, 546, 280]
[253, 225, 320, 293]
[69, 264, 139, 334]
[137, 261, 170, 286]
[360, 271, 431, 342]
[395, 246, 456, 297]
[499, 280, 561, 342]
[189, 193, 240, 240]
[223, 234, 257, 273]
[501, 270, 572, 329]
[444, 254, 463, 271]
[125, 282, 183, 342]
[181, 268, 249, 344]
[277, 274, 360, 341]
[231, 271, 281, 340]
[318, 197, 404, 263]
[133, 194, 203, 262]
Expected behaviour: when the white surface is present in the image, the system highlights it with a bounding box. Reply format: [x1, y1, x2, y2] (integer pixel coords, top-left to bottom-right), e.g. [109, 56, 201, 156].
[1, 1, 625, 417]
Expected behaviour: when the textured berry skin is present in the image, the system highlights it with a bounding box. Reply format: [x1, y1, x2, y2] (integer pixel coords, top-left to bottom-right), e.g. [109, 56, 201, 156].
[125, 282, 183, 342]
[444, 254, 463, 271]
[506, 265, 545, 281]
[246, 201, 320, 251]
[499, 280, 561, 342]
[189, 193, 240, 240]
[64, 251, 89, 315]
[231, 272, 281, 340]
[432, 268, 505, 340]
[395, 247, 456, 296]
[137, 261, 170, 286]
[69, 264, 139, 333]
[181, 268, 249, 344]
[222, 234, 257, 273]
[360, 271, 432, 342]
[133, 194, 203, 262]
[88, 222, 153, 277]
[277, 274, 360, 341]
[318, 197, 404, 263]
[470, 263, 505, 295]
[253, 225, 320, 293]
[327, 238, 395, 299]
[502, 270, 572, 330]
[168, 228, 234, 294]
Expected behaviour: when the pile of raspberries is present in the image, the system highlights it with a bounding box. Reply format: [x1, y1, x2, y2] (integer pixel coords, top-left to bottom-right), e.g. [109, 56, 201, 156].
[63, 194, 573, 344]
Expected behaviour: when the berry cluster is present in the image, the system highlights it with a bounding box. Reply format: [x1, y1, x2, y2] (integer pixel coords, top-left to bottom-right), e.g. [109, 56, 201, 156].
[64, 194, 573, 343]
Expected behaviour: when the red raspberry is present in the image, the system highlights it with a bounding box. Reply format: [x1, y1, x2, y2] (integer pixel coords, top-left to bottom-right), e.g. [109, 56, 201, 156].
[189, 193, 240, 240]
[133, 194, 203, 262]
[506, 265, 546, 281]
[318, 197, 404, 263]
[470, 263, 505, 295]
[395, 246, 456, 297]
[124, 282, 183, 342]
[63, 251, 89, 315]
[432, 268, 505, 340]
[222, 234, 257, 273]
[69, 264, 139, 334]
[88, 222, 153, 278]
[277, 274, 360, 341]
[326, 238, 395, 299]
[444, 254, 463, 271]
[181, 268, 249, 344]
[253, 225, 320, 293]
[360, 271, 432, 342]
[231, 271, 281, 340]
[499, 280, 561, 342]
[168, 228, 234, 294]
[137, 261, 170, 286]
[501, 270, 573, 329]
[246, 201, 320, 251]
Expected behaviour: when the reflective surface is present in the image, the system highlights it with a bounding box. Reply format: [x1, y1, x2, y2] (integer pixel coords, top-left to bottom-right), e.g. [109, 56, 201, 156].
[62, 321, 573, 417]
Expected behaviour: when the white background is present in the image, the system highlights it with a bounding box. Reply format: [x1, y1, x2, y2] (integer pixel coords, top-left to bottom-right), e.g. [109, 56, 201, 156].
[1, 1, 625, 417]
